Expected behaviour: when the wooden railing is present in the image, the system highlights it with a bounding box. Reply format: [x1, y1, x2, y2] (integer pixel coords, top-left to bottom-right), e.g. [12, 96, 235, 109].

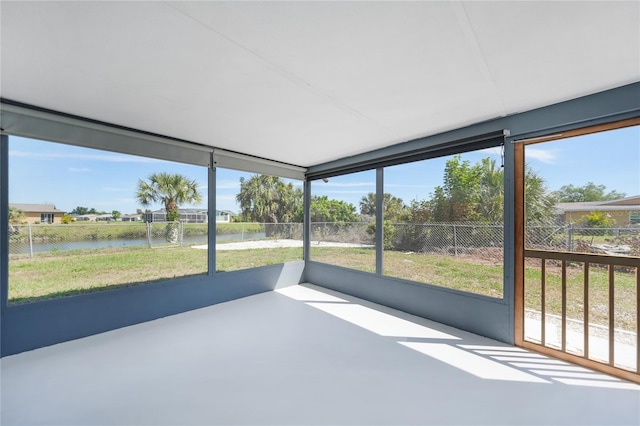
[523, 249, 639, 383]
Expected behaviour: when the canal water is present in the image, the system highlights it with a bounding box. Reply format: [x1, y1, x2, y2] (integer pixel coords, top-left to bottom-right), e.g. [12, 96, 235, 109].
[9, 232, 267, 255]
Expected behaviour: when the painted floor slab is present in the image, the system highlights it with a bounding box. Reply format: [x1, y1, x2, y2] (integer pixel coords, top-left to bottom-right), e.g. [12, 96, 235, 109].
[2, 283, 639, 425]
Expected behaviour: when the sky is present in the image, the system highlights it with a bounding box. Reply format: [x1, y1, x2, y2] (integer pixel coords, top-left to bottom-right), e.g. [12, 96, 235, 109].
[7, 125, 640, 215]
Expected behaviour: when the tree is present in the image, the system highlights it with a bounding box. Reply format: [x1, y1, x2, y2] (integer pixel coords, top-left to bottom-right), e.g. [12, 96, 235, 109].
[136, 172, 203, 221]
[553, 182, 626, 202]
[404, 199, 432, 223]
[477, 158, 504, 222]
[359, 192, 406, 220]
[302, 196, 358, 223]
[236, 175, 302, 223]
[70, 206, 97, 215]
[579, 211, 616, 236]
[426, 155, 556, 224]
[9, 207, 25, 224]
[430, 155, 482, 222]
[523, 166, 557, 224]
[112, 210, 122, 221]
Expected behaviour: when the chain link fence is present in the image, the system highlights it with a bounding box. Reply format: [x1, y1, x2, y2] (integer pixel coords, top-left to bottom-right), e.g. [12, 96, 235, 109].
[311, 221, 639, 263]
[526, 223, 640, 256]
[8, 222, 201, 258]
[9, 221, 638, 259]
[310, 222, 371, 245]
[387, 222, 504, 263]
[8, 222, 307, 258]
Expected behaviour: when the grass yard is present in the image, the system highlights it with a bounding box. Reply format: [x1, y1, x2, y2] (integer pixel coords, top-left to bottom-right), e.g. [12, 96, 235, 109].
[8, 245, 303, 304]
[310, 247, 504, 298]
[9, 246, 208, 304]
[524, 261, 638, 332]
[8, 245, 638, 333]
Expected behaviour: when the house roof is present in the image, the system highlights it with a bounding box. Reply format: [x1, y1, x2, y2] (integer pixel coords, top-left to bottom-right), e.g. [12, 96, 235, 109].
[599, 195, 640, 206]
[555, 196, 640, 213]
[150, 209, 207, 214]
[9, 203, 65, 213]
[1, 2, 638, 168]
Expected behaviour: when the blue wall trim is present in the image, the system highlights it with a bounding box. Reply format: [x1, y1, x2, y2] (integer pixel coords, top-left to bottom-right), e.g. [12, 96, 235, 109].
[1, 261, 304, 356]
[303, 261, 511, 343]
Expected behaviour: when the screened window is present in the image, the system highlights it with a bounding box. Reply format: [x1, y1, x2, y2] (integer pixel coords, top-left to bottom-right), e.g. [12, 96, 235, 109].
[215, 168, 303, 272]
[7, 136, 208, 304]
[383, 149, 505, 298]
[309, 170, 376, 273]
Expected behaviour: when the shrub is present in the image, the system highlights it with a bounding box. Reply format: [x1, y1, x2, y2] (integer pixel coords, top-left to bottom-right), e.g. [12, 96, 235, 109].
[579, 211, 615, 236]
[366, 220, 395, 250]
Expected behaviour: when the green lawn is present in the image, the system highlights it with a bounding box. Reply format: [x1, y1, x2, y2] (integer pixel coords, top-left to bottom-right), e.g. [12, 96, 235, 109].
[8, 245, 637, 332]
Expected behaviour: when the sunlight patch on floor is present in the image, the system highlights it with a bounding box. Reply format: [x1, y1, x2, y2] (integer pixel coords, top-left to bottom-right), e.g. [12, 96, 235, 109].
[400, 342, 550, 383]
[306, 302, 460, 340]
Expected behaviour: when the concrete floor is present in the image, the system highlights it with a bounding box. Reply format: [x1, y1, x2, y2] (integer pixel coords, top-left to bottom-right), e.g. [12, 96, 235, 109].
[2, 283, 639, 425]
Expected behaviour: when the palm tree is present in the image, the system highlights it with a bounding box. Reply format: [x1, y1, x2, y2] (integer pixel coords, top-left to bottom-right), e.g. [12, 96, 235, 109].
[236, 175, 302, 223]
[9, 207, 25, 224]
[524, 166, 557, 224]
[136, 172, 203, 241]
[359, 192, 405, 220]
[477, 158, 504, 222]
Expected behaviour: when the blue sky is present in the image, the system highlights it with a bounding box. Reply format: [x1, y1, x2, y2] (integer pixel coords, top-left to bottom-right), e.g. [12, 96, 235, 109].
[8, 137, 208, 215]
[312, 126, 640, 209]
[8, 125, 639, 215]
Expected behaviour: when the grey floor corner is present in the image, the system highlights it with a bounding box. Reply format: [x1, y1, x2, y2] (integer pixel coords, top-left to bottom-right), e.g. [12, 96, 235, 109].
[2, 283, 638, 425]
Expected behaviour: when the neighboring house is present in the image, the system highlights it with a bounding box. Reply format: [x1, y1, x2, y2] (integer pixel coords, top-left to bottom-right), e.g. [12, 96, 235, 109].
[555, 195, 640, 226]
[95, 214, 114, 222]
[121, 214, 143, 222]
[9, 203, 66, 224]
[215, 210, 237, 223]
[142, 209, 236, 223]
[144, 208, 208, 223]
[72, 214, 98, 222]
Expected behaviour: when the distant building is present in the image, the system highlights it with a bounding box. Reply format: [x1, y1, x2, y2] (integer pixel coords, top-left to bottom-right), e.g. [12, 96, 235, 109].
[72, 214, 98, 222]
[555, 195, 640, 226]
[144, 208, 208, 223]
[216, 210, 237, 223]
[95, 214, 114, 222]
[143, 209, 236, 223]
[9, 203, 65, 224]
[121, 214, 143, 222]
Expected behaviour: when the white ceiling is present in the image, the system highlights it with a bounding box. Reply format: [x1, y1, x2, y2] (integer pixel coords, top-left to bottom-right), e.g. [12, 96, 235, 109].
[1, 1, 638, 167]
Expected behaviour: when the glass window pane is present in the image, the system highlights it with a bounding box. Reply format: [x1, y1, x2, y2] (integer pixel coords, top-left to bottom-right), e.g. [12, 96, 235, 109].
[523, 125, 639, 370]
[383, 151, 504, 298]
[8, 136, 208, 304]
[215, 169, 303, 272]
[309, 170, 376, 273]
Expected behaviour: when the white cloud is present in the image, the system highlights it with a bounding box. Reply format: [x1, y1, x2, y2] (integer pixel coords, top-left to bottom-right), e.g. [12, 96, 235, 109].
[526, 148, 556, 164]
[480, 146, 556, 164]
[216, 180, 241, 190]
[216, 194, 237, 201]
[479, 147, 502, 156]
[9, 151, 161, 163]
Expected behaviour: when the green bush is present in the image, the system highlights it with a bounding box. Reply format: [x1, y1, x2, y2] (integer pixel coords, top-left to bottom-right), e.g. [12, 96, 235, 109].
[366, 220, 395, 250]
[578, 211, 615, 236]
